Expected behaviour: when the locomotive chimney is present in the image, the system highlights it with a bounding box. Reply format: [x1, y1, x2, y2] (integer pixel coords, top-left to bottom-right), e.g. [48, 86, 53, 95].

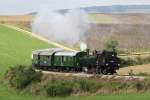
[86, 49, 89, 56]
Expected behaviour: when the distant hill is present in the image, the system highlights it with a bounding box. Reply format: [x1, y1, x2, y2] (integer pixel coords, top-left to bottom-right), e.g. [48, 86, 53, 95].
[27, 12, 37, 15]
[28, 5, 150, 15]
[83, 5, 150, 13]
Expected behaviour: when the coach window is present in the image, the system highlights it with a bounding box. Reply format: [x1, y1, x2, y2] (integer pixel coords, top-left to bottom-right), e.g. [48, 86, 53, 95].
[64, 57, 67, 62]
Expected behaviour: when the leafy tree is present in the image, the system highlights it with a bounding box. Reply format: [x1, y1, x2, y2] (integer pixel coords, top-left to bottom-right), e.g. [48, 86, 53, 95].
[104, 38, 119, 52]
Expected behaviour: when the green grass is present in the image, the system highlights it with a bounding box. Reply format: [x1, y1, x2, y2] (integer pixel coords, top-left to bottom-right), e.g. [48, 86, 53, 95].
[0, 25, 54, 76]
[0, 25, 53, 99]
[0, 90, 150, 100]
[1, 25, 150, 100]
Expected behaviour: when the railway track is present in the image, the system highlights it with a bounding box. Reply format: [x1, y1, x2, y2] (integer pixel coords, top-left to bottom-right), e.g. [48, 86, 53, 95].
[35, 69, 145, 81]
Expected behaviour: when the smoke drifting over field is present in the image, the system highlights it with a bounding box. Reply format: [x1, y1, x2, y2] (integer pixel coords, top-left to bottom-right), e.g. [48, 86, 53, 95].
[32, 8, 90, 46]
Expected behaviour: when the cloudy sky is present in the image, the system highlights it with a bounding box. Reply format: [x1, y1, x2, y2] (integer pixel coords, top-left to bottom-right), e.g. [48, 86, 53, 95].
[0, 0, 150, 15]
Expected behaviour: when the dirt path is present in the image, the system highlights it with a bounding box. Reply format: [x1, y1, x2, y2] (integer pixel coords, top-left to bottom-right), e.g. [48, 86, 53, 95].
[117, 64, 150, 75]
[1, 24, 78, 52]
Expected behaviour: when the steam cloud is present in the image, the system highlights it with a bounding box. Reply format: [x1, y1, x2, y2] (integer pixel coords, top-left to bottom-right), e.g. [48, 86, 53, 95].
[32, 7, 90, 47]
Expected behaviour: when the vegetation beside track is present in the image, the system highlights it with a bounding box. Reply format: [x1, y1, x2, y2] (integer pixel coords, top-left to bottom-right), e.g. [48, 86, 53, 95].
[4, 65, 150, 98]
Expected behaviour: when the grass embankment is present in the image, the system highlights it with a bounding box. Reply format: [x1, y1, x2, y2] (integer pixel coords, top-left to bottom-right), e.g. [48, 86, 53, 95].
[0, 25, 53, 99]
[0, 25, 53, 76]
[4, 65, 150, 100]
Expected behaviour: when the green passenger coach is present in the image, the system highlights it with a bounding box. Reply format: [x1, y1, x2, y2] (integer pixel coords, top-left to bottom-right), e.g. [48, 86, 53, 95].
[32, 48, 87, 70]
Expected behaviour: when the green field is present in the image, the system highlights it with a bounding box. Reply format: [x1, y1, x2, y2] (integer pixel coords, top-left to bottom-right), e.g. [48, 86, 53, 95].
[0, 25, 51, 99]
[88, 13, 114, 24]
[0, 25, 150, 100]
[1, 89, 150, 100]
[0, 25, 53, 76]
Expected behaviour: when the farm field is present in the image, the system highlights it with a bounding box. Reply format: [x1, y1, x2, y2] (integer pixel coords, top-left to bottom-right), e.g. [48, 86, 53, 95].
[0, 15, 33, 22]
[88, 13, 114, 24]
[1, 14, 150, 51]
[0, 14, 113, 24]
[1, 13, 150, 25]
[117, 64, 150, 75]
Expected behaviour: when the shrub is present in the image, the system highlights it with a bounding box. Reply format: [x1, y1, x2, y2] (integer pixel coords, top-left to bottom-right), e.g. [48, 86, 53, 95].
[76, 79, 99, 93]
[136, 56, 150, 65]
[103, 38, 119, 52]
[46, 80, 73, 97]
[102, 80, 125, 91]
[134, 72, 150, 76]
[7, 65, 42, 89]
[135, 82, 144, 91]
[120, 58, 136, 67]
[128, 69, 134, 76]
[120, 56, 150, 67]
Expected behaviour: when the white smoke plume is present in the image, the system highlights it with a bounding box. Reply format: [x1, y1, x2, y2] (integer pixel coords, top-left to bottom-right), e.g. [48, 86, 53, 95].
[32, 7, 90, 46]
[80, 42, 87, 51]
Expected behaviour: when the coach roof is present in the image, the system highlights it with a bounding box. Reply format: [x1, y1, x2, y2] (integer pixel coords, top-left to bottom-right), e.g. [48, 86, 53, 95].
[55, 51, 80, 56]
[32, 48, 64, 55]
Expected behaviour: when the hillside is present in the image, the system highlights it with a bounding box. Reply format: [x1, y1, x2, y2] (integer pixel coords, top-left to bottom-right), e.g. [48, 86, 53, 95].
[0, 25, 56, 100]
[0, 25, 54, 76]
[84, 5, 150, 13]
[87, 24, 150, 50]
[28, 5, 150, 14]
[1, 13, 150, 51]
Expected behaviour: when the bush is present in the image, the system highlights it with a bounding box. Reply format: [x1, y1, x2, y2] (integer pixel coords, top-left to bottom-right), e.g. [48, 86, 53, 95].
[103, 38, 119, 52]
[45, 79, 101, 97]
[128, 69, 134, 76]
[134, 72, 150, 76]
[120, 56, 150, 67]
[46, 80, 73, 97]
[120, 58, 136, 67]
[7, 65, 42, 89]
[135, 82, 144, 91]
[75, 79, 99, 93]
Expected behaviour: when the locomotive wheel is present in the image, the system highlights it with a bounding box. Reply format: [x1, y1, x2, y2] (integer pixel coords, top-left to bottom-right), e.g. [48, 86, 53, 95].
[96, 68, 101, 74]
[101, 69, 108, 75]
[110, 70, 116, 75]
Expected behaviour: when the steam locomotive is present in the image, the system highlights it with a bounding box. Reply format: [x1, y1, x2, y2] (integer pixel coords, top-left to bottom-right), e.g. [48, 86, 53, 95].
[32, 48, 120, 75]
